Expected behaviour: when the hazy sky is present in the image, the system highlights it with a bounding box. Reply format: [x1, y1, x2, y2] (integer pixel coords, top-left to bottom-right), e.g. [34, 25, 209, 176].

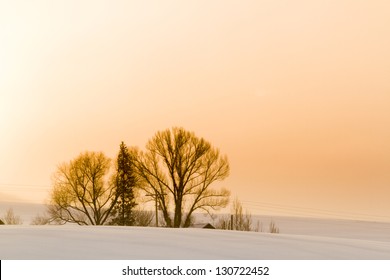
[1, 1, 389, 221]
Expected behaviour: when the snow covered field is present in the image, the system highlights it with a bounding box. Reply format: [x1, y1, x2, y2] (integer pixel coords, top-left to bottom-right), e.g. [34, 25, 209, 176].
[1, 217, 390, 259]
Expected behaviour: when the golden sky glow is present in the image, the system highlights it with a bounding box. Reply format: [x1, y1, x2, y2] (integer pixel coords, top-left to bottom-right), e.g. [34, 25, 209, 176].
[1, 1, 390, 221]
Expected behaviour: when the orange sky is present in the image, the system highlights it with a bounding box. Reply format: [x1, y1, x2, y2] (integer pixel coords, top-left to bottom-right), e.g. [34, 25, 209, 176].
[1, 1, 389, 221]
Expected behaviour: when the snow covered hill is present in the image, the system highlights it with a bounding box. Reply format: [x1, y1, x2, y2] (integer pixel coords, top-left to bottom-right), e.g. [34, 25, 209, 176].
[1, 224, 390, 260]
[1, 201, 390, 260]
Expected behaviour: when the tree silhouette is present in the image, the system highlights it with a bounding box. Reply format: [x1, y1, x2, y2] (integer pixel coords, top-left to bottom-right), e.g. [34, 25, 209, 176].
[135, 127, 230, 228]
[110, 142, 137, 226]
[48, 151, 117, 225]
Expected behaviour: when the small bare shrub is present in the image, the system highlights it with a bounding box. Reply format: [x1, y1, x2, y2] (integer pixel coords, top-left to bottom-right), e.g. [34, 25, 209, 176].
[215, 215, 231, 230]
[254, 220, 263, 232]
[269, 220, 279, 233]
[2, 208, 22, 225]
[31, 214, 51, 225]
[133, 210, 154, 227]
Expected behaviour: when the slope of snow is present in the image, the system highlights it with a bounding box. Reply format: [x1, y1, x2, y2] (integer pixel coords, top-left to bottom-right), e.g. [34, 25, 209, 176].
[1, 225, 390, 260]
[1, 202, 390, 260]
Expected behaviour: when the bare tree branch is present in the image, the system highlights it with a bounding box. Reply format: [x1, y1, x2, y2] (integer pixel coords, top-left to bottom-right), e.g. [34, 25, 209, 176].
[135, 127, 230, 228]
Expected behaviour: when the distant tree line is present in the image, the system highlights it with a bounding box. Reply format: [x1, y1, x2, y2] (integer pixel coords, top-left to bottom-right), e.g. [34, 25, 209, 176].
[46, 127, 230, 228]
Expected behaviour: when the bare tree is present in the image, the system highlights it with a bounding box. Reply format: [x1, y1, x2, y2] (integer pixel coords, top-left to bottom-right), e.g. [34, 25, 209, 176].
[48, 151, 118, 225]
[135, 127, 230, 228]
[215, 198, 263, 232]
[2, 208, 22, 225]
[232, 197, 252, 231]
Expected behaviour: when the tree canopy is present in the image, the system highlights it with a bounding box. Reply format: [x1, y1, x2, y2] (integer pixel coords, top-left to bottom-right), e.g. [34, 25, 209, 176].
[48, 151, 117, 225]
[47, 127, 231, 227]
[135, 127, 230, 227]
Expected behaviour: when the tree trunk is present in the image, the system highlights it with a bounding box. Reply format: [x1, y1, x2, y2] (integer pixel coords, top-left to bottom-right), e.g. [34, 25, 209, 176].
[161, 207, 172, 227]
[173, 198, 182, 227]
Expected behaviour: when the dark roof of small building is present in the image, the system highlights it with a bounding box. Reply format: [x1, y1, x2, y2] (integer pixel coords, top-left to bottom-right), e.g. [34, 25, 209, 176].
[190, 223, 215, 229]
[0, 219, 4, 225]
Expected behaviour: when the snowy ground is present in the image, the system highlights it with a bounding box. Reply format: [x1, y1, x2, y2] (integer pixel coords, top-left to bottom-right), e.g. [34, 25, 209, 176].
[1, 220, 390, 259]
[1, 201, 390, 259]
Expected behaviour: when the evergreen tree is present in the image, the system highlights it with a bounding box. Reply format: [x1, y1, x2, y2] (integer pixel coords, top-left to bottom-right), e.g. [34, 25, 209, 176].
[110, 141, 137, 226]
